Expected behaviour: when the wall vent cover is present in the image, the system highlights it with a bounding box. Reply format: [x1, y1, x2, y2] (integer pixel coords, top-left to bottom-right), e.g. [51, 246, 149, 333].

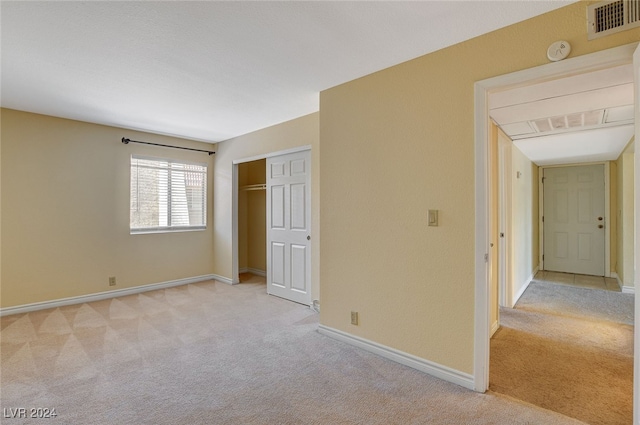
[588, 0, 640, 39]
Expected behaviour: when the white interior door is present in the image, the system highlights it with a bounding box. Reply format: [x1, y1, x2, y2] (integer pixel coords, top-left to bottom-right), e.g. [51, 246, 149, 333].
[543, 164, 605, 276]
[266, 150, 311, 305]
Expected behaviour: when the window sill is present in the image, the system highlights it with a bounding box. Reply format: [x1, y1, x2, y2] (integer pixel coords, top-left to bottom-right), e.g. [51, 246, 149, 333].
[130, 226, 206, 235]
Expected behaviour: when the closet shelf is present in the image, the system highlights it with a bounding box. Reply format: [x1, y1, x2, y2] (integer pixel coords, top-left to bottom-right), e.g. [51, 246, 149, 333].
[241, 184, 266, 191]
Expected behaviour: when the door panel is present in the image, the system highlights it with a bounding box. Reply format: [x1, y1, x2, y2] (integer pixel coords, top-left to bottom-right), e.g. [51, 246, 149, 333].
[290, 184, 306, 230]
[543, 164, 605, 276]
[271, 242, 285, 287]
[266, 150, 311, 305]
[291, 244, 307, 291]
[271, 186, 285, 228]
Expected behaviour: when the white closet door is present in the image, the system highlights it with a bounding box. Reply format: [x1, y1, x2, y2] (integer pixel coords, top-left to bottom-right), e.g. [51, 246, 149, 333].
[266, 150, 311, 305]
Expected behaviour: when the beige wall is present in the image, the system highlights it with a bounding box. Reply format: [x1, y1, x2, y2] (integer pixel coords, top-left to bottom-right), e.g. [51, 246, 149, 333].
[497, 127, 538, 307]
[238, 160, 267, 272]
[212, 113, 320, 300]
[319, 1, 640, 374]
[511, 144, 537, 301]
[616, 138, 635, 289]
[1, 108, 216, 308]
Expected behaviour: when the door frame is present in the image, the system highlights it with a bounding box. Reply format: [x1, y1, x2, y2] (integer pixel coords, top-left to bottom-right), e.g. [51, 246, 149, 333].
[231, 145, 312, 285]
[538, 162, 611, 277]
[473, 43, 638, 410]
[497, 128, 512, 309]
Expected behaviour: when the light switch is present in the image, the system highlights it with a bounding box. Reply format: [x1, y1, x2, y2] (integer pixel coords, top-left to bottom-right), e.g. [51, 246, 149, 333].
[428, 209, 439, 227]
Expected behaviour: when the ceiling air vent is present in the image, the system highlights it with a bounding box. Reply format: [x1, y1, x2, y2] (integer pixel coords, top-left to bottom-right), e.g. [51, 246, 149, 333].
[588, 0, 640, 40]
[531, 110, 605, 134]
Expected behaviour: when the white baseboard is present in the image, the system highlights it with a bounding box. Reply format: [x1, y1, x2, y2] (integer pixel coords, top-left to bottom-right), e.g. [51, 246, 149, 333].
[613, 274, 635, 294]
[512, 266, 538, 306]
[317, 325, 474, 390]
[211, 273, 236, 285]
[622, 285, 635, 294]
[490, 321, 499, 337]
[239, 267, 267, 277]
[0, 274, 218, 317]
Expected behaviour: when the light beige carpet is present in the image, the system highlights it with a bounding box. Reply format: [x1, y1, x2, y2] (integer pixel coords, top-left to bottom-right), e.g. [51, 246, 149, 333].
[2, 275, 585, 424]
[490, 280, 634, 425]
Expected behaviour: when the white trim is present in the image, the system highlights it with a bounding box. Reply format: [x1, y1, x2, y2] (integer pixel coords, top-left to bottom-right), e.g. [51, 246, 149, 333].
[474, 77, 491, 393]
[318, 325, 474, 390]
[0, 274, 218, 317]
[232, 145, 312, 165]
[633, 42, 640, 425]
[474, 42, 639, 396]
[477, 44, 638, 92]
[538, 167, 545, 270]
[498, 133, 513, 308]
[512, 267, 538, 306]
[265, 145, 311, 158]
[615, 273, 623, 290]
[612, 273, 627, 292]
[233, 153, 266, 165]
[605, 161, 611, 278]
[232, 163, 239, 283]
[211, 273, 237, 285]
[490, 321, 499, 338]
[239, 267, 267, 277]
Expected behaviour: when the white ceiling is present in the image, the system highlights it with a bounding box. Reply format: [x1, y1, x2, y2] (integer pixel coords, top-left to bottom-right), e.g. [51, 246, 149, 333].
[1, 1, 575, 143]
[490, 64, 635, 166]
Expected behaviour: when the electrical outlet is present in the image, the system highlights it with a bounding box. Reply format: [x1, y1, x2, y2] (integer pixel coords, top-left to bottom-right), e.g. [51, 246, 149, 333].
[108, 276, 116, 286]
[351, 311, 359, 325]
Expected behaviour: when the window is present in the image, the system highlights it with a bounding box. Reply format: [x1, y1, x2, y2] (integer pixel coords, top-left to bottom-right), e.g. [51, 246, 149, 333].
[130, 155, 207, 233]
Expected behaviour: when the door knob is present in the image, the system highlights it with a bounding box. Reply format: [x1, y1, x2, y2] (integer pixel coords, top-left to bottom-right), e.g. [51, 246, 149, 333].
[597, 217, 603, 221]
[598, 225, 604, 229]
[307, 235, 311, 240]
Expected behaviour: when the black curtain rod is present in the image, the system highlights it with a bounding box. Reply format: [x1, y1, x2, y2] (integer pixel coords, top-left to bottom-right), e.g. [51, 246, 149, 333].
[121, 137, 215, 155]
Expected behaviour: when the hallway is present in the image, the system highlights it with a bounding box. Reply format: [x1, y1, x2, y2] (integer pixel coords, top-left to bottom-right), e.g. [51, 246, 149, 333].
[490, 273, 633, 425]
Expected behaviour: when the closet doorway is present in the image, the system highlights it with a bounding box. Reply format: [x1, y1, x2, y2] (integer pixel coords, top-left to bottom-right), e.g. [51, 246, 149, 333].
[232, 146, 313, 304]
[238, 159, 267, 279]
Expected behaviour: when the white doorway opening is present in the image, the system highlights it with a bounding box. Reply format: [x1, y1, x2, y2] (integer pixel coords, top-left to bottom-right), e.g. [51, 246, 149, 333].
[473, 42, 639, 421]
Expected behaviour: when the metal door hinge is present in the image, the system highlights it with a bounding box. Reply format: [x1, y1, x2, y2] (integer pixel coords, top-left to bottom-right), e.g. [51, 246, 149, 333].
[484, 253, 489, 263]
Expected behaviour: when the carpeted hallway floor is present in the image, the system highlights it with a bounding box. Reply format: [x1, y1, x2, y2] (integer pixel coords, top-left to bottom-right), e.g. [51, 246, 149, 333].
[490, 280, 634, 425]
[2, 274, 587, 424]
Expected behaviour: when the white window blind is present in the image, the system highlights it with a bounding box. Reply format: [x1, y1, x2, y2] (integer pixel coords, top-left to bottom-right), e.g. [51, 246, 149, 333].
[130, 155, 207, 233]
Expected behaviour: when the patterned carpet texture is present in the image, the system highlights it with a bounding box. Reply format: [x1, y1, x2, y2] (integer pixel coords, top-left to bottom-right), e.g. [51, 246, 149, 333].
[2, 275, 586, 424]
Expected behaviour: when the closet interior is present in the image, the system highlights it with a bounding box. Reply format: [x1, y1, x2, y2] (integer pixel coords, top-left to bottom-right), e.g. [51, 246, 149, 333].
[238, 159, 267, 280]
